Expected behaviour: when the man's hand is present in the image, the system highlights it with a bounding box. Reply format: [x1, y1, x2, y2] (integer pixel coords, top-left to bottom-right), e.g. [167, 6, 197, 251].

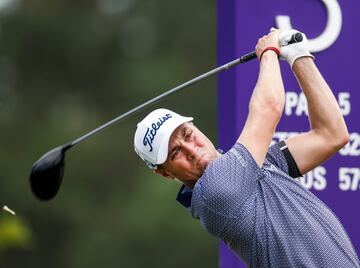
[255, 30, 281, 60]
[279, 29, 314, 68]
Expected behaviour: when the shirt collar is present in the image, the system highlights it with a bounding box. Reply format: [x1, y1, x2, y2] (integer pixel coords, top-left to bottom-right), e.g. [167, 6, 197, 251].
[176, 185, 193, 208]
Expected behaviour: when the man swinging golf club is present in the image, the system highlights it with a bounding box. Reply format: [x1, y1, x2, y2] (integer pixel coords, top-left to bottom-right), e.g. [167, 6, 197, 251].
[134, 29, 360, 267]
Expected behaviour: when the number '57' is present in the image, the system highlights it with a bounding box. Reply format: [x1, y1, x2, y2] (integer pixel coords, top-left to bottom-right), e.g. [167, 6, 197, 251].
[339, 168, 360, 191]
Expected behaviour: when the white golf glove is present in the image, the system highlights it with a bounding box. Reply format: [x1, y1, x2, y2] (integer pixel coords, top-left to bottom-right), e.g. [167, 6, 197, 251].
[279, 29, 314, 68]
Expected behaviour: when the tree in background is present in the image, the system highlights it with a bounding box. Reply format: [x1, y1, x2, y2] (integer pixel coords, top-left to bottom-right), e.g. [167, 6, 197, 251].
[0, 0, 219, 267]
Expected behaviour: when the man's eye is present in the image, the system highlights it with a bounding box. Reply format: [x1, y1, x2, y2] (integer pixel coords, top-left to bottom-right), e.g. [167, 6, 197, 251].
[171, 147, 180, 160]
[185, 130, 192, 141]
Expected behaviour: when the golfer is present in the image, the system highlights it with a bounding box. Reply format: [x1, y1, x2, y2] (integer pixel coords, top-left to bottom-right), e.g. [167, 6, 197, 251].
[134, 29, 360, 267]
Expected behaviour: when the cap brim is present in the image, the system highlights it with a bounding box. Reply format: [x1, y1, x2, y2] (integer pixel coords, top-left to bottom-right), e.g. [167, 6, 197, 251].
[156, 116, 193, 164]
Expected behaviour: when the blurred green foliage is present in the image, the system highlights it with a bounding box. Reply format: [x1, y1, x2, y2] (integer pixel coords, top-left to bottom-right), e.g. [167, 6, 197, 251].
[0, 215, 32, 253]
[0, 0, 219, 267]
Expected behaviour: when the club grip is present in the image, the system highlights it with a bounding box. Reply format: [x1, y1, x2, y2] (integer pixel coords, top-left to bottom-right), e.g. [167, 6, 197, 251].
[240, 51, 257, 63]
[288, 32, 303, 44]
[239, 32, 303, 63]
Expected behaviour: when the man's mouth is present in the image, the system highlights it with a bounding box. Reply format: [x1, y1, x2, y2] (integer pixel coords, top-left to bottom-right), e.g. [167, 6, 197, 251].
[195, 148, 211, 170]
[196, 154, 208, 170]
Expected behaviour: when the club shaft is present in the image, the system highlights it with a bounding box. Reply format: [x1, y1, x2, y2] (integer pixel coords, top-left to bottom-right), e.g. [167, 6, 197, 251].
[70, 52, 257, 147]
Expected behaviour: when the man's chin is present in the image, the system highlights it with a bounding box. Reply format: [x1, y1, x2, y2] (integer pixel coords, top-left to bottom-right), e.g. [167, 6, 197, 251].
[197, 158, 210, 173]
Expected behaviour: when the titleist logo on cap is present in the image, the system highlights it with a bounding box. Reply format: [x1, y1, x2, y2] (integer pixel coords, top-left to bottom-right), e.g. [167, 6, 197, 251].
[143, 114, 172, 152]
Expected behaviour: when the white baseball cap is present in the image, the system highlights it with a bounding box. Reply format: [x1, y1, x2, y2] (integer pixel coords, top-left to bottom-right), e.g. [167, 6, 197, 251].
[134, 108, 193, 169]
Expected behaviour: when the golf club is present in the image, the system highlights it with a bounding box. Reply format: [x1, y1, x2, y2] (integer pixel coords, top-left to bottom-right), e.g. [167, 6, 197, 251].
[29, 33, 303, 201]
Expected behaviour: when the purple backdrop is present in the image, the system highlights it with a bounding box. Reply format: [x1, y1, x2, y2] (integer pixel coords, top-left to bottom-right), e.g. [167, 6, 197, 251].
[217, 1, 360, 267]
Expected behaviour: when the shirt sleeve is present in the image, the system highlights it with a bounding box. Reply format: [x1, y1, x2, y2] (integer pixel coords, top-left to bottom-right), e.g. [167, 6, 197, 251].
[266, 141, 302, 178]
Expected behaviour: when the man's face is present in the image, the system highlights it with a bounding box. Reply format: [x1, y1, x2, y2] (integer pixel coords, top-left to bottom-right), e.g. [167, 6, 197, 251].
[157, 122, 220, 185]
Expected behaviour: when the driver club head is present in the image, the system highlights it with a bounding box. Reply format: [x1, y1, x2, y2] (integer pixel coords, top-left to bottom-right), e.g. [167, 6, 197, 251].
[30, 144, 72, 201]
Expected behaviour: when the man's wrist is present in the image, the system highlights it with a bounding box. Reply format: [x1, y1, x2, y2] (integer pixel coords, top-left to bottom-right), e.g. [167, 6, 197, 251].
[292, 56, 314, 68]
[260, 50, 279, 62]
[260, 47, 280, 61]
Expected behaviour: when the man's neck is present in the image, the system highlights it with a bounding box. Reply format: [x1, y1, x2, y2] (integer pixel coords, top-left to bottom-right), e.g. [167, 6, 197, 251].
[183, 180, 196, 189]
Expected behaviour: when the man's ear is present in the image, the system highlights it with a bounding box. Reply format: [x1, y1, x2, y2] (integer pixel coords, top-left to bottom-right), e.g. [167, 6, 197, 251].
[154, 167, 175, 179]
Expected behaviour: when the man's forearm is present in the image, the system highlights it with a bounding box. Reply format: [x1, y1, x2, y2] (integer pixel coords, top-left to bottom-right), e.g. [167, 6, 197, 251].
[250, 52, 285, 115]
[292, 58, 349, 142]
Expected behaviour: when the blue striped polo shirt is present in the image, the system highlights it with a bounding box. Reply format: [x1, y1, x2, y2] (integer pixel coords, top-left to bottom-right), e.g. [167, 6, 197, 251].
[177, 143, 360, 267]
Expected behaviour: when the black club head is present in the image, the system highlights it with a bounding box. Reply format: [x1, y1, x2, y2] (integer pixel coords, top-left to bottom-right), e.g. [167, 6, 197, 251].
[30, 144, 71, 201]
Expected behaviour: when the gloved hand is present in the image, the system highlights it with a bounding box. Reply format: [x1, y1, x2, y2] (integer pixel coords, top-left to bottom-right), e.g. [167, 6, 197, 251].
[279, 29, 314, 68]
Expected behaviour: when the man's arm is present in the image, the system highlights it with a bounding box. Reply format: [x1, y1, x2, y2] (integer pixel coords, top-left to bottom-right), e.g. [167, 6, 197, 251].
[237, 31, 285, 167]
[285, 57, 349, 175]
